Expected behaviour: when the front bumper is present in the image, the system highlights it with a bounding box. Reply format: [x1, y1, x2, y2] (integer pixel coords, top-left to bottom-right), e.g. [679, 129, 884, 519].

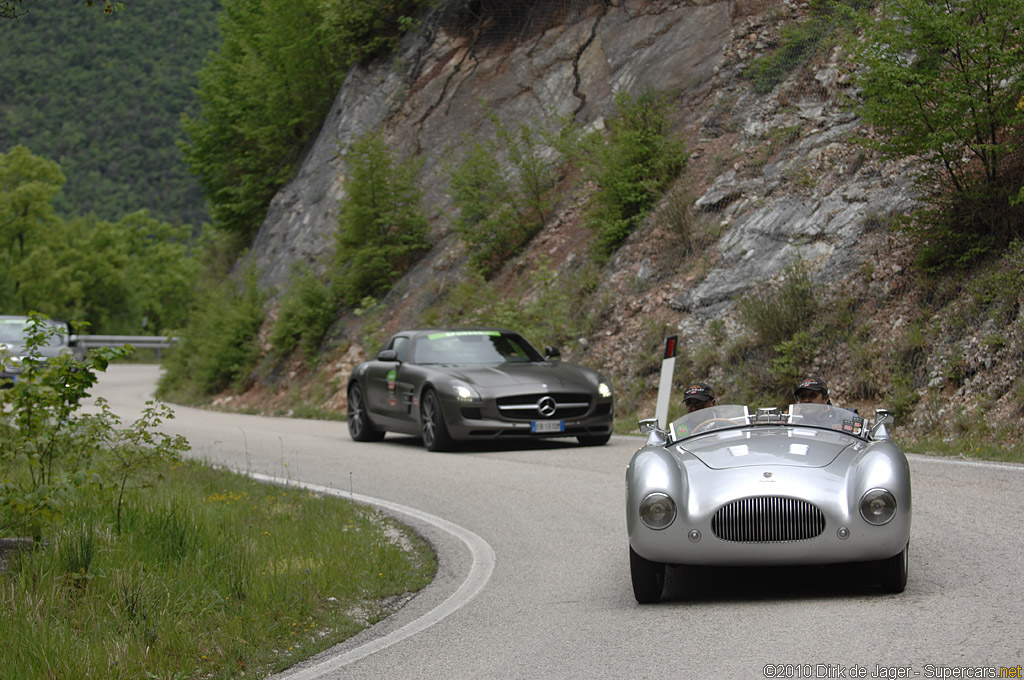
[440, 395, 614, 440]
[629, 511, 910, 566]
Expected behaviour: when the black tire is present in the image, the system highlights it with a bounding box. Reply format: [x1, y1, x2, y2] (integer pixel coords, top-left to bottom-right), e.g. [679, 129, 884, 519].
[421, 388, 455, 452]
[629, 546, 666, 604]
[577, 433, 611, 446]
[347, 383, 385, 442]
[878, 542, 909, 593]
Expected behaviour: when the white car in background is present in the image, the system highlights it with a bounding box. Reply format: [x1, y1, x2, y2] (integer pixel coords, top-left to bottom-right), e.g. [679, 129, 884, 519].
[0, 315, 74, 387]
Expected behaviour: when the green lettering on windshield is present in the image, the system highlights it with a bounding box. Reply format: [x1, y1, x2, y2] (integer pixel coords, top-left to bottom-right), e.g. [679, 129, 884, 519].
[426, 331, 500, 340]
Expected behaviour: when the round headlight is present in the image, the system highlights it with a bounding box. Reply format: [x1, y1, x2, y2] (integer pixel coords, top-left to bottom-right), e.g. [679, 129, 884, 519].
[860, 488, 897, 526]
[598, 381, 612, 398]
[639, 492, 676, 530]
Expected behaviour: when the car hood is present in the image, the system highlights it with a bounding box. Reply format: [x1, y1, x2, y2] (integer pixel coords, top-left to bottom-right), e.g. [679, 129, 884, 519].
[1, 343, 67, 359]
[435, 362, 596, 389]
[676, 427, 861, 469]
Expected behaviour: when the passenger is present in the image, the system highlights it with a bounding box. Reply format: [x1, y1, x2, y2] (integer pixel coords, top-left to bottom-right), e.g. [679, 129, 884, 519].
[795, 377, 831, 405]
[683, 382, 717, 413]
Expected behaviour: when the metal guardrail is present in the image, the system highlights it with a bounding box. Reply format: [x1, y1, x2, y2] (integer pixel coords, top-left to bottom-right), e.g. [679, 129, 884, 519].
[74, 335, 177, 350]
[72, 335, 178, 359]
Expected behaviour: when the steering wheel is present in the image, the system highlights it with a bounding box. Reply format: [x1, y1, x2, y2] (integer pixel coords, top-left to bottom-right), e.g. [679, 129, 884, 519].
[692, 418, 737, 434]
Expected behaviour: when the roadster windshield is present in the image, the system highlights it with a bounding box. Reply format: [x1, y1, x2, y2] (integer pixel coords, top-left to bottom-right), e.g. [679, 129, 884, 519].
[668, 403, 868, 443]
[413, 331, 545, 364]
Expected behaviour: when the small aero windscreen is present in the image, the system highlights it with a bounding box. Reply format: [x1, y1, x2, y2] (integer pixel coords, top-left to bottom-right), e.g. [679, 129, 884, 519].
[669, 405, 750, 441]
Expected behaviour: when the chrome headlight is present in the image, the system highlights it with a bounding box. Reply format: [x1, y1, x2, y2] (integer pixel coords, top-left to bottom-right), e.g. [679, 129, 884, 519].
[639, 492, 676, 530]
[860, 488, 897, 526]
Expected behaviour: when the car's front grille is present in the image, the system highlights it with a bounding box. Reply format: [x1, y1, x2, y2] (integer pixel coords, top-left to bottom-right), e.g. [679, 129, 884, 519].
[711, 496, 825, 543]
[495, 393, 591, 420]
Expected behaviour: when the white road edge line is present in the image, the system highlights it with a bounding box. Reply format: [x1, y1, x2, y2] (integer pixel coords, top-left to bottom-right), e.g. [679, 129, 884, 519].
[907, 452, 1024, 471]
[245, 472, 496, 678]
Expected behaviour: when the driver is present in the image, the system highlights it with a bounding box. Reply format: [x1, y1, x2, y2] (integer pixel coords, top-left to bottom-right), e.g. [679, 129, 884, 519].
[795, 377, 831, 405]
[683, 382, 717, 413]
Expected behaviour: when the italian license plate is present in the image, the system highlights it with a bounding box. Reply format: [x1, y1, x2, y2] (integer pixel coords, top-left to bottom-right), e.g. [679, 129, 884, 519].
[531, 420, 564, 434]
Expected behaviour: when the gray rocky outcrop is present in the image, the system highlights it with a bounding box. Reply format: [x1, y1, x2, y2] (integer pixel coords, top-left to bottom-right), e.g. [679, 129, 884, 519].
[244, 0, 733, 293]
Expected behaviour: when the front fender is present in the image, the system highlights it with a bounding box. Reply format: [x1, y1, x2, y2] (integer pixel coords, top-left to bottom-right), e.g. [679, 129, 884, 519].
[626, 446, 687, 545]
[845, 441, 912, 544]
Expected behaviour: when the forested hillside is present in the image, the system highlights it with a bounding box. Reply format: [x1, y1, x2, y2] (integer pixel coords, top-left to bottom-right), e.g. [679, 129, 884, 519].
[0, 1, 221, 226]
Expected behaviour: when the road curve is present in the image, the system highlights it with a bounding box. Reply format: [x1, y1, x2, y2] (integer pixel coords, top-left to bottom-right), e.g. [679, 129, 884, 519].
[92, 365, 1024, 679]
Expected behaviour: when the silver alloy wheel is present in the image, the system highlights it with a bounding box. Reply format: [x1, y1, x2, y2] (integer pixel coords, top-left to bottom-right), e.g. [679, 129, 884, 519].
[347, 384, 384, 442]
[422, 390, 439, 448]
[421, 389, 452, 451]
[348, 385, 366, 438]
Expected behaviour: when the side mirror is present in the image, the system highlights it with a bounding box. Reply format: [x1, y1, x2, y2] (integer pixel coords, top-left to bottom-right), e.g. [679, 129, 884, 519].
[376, 349, 399, 362]
[638, 418, 667, 447]
[544, 345, 561, 360]
[870, 408, 894, 440]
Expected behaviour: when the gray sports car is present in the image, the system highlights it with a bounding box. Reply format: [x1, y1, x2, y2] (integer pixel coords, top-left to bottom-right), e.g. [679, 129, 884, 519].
[346, 329, 614, 451]
[626, 403, 911, 603]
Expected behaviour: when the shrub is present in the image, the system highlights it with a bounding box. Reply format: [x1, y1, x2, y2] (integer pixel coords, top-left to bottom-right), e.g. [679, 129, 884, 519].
[744, 0, 868, 94]
[576, 90, 687, 255]
[745, 16, 829, 94]
[158, 268, 266, 399]
[0, 314, 183, 538]
[448, 114, 559, 277]
[269, 264, 336, 358]
[737, 262, 818, 349]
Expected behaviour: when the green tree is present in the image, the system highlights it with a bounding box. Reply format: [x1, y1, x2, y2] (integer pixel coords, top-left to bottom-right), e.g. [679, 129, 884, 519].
[850, 0, 1024, 269]
[107, 211, 198, 333]
[181, 0, 424, 241]
[56, 212, 197, 334]
[0, 145, 67, 313]
[333, 131, 429, 304]
[0, 147, 200, 333]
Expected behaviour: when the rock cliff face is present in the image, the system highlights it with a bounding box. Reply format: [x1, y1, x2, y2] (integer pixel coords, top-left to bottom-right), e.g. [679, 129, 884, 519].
[236, 0, 1024, 448]
[247, 0, 734, 291]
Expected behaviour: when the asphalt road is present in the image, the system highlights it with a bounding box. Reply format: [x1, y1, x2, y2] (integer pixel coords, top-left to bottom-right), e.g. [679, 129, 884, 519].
[93, 365, 1024, 680]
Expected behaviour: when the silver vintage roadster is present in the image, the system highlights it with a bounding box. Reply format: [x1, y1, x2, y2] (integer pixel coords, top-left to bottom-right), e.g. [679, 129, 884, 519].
[626, 404, 911, 603]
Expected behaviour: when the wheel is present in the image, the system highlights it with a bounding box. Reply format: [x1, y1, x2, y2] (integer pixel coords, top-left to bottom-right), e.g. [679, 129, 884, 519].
[421, 388, 454, 452]
[347, 383, 384, 442]
[878, 542, 908, 593]
[577, 433, 611, 446]
[692, 417, 738, 433]
[629, 546, 665, 604]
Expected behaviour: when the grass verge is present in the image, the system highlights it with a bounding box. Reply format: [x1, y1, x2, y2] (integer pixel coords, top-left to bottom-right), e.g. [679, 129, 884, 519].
[0, 459, 436, 680]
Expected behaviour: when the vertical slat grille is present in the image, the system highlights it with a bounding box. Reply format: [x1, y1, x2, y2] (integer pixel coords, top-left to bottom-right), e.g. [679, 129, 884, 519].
[711, 496, 825, 543]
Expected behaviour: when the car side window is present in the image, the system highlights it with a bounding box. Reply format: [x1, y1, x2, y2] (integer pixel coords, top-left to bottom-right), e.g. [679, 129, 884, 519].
[391, 336, 410, 362]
